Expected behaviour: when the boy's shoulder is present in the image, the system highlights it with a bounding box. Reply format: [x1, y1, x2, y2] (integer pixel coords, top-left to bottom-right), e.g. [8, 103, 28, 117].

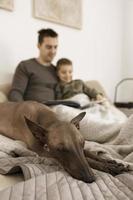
[72, 79, 84, 84]
[57, 79, 84, 87]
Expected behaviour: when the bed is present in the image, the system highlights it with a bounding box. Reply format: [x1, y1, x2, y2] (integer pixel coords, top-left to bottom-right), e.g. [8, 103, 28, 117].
[0, 81, 133, 200]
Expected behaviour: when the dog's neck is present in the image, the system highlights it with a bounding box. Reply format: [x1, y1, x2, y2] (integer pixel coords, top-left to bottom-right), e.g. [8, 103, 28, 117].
[37, 109, 60, 129]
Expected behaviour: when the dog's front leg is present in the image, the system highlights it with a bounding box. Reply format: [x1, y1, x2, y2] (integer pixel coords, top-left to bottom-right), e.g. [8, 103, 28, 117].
[84, 150, 129, 176]
[84, 149, 115, 164]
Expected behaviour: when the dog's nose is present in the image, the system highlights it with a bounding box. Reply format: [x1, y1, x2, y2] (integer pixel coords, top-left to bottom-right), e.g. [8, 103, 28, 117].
[80, 172, 96, 183]
[83, 175, 95, 183]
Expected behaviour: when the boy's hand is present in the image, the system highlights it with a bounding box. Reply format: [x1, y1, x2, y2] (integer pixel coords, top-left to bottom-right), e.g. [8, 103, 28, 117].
[91, 94, 110, 107]
[95, 94, 107, 104]
[96, 94, 111, 108]
[96, 94, 105, 101]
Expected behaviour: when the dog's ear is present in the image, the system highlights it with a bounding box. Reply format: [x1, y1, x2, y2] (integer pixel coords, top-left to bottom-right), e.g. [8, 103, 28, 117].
[71, 112, 86, 129]
[24, 116, 48, 143]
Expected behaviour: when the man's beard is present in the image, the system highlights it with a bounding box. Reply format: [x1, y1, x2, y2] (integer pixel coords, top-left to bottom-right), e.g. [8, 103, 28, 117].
[46, 54, 55, 62]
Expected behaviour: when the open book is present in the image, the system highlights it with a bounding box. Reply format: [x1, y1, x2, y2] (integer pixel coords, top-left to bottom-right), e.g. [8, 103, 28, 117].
[43, 95, 106, 109]
[43, 100, 81, 108]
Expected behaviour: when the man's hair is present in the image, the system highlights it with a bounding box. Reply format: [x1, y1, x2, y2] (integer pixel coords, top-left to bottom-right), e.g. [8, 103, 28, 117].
[56, 58, 72, 72]
[38, 28, 58, 44]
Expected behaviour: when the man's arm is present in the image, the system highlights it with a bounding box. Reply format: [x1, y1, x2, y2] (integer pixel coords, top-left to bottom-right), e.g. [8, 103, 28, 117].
[54, 84, 63, 100]
[8, 62, 29, 101]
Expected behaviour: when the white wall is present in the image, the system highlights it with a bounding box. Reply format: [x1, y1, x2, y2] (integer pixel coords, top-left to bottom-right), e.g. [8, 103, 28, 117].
[122, 0, 133, 77]
[115, 0, 133, 103]
[0, 0, 124, 100]
[83, 0, 124, 101]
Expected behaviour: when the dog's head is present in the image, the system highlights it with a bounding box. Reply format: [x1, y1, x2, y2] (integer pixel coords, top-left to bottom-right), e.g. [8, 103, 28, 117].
[25, 112, 95, 183]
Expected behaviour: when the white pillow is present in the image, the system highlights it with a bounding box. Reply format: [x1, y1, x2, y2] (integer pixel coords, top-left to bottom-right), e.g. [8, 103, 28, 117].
[66, 93, 91, 107]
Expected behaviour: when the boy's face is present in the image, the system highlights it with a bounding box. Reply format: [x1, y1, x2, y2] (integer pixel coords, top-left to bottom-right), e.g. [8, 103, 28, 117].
[57, 64, 73, 83]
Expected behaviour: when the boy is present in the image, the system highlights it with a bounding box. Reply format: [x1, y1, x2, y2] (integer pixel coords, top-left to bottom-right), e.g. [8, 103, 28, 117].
[55, 58, 105, 101]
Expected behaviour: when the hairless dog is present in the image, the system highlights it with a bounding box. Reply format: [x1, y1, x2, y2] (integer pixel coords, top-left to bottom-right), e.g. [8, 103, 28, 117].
[0, 101, 129, 183]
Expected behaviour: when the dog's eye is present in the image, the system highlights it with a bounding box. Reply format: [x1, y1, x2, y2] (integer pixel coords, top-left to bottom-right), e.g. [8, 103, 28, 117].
[56, 147, 69, 153]
[76, 124, 80, 130]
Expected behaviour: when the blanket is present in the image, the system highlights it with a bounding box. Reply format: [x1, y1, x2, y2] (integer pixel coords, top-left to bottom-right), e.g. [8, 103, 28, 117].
[52, 94, 133, 168]
[52, 94, 127, 142]
[0, 94, 133, 200]
[0, 133, 133, 200]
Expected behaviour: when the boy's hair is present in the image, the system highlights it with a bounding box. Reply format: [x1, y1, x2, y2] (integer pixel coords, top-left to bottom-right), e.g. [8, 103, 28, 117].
[56, 58, 72, 72]
[38, 28, 58, 44]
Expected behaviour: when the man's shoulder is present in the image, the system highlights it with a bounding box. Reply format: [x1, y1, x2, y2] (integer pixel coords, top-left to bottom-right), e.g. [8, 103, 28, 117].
[20, 58, 36, 65]
[17, 58, 38, 71]
[49, 63, 56, 71]
[20, 59, 55, 68]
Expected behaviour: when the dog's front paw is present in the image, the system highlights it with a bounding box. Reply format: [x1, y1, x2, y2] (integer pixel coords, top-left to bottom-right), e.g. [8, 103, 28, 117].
[105, 161, 129, 176]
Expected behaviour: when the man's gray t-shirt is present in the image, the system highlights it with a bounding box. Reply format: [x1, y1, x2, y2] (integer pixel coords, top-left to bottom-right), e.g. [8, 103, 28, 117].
[8, 58, 58, 102]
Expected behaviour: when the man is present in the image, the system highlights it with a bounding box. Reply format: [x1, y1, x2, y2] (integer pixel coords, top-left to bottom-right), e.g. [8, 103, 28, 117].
[8, 28, 58, 102]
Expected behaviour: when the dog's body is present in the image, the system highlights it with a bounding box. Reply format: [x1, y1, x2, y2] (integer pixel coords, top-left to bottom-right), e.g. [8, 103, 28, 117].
[0, 101, 129, 183]
[0, 101, 58, 154]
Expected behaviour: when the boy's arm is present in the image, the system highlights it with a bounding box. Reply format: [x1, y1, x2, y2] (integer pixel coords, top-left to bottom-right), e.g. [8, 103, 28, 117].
[8, 62, 29, 101]
[83, 81, 102, 99]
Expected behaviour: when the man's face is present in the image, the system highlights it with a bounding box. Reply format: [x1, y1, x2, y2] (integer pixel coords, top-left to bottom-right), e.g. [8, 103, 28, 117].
[38, 36, 58, 63]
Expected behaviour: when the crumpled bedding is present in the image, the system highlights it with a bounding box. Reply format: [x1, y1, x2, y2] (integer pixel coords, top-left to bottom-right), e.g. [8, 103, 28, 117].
[52, 94, 133, 169]
[1, 170, 133, 200]
[0, 95, 133, 200]
[52, 94, 127, 142]
[0, 134, 133, 200]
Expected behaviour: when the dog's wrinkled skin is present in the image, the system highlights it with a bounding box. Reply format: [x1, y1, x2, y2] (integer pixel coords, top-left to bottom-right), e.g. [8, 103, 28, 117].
[0, 101, 129, 183]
